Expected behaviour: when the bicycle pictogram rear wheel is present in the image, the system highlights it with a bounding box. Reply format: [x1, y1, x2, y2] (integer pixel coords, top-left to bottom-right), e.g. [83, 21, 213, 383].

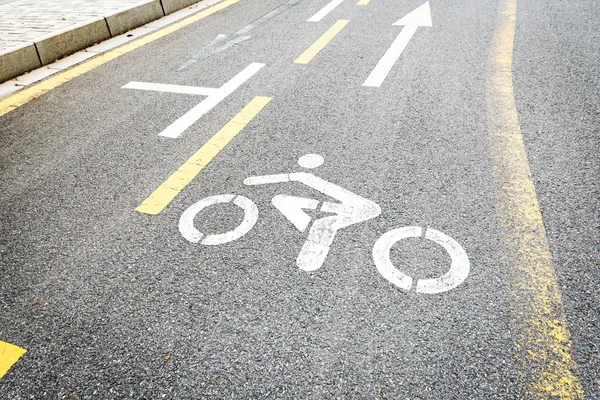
[179, 194, 258, 245]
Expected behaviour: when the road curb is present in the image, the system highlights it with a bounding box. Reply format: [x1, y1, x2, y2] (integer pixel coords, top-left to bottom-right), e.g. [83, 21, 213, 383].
[0, 42, 42, 83]
[162, 0, 205, 14]
[106, 0, 165, 36]
[35, 18, 111, 66]
[0, 0, 207, 83]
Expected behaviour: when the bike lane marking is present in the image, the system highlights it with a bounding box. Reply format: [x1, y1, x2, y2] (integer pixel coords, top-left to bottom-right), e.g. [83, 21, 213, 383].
[294, 19, 350, 64]
[0, 341, 26, 379]
[136, 96, 271, 215]
[307, 0, 345, 22]
[181, 154, 469, 292]
[0, 0, 240, 117]
[122, 82, 218, 96]
[363, 2, 431, 88]
[179, 0, 303, 70]
[373, 227, 470, 294]
[487, 0, 583, 396]
[180, 194, 259, 244]
[123, 62, 264, 138]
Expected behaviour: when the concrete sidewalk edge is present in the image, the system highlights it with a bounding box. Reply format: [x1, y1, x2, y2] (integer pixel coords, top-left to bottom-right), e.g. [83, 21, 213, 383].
[0, 0, 204, 83]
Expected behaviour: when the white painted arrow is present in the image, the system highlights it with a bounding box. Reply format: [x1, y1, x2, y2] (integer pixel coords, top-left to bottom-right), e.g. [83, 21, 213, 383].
[179, 0, 301, 70]
[363, 2, 432, 87]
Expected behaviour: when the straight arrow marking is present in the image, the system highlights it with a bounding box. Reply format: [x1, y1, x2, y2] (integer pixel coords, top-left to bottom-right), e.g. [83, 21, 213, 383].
[363, 25, 418, 87]
[363, 1, 431, 87]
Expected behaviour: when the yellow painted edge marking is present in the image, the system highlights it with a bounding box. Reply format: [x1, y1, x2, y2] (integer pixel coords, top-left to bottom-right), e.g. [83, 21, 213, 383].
[136, 96, 272, 215]
[487, 0, 584, 398]
[294, 20, 350, 64]
[0, 341, 26, 379]
[356, 0, 371, 5]
[0, 0, 241, 117]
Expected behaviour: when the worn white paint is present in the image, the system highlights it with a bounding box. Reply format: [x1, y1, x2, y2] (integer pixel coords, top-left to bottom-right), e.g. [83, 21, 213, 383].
[298, 153, 324, 169]
[372, 226, 420, 291]
[363, 2, 432, 87]
[180, 153, 468, 293]
[245, 155, 381, 271]
[180, 0, 302, 70]
[122, 82, 218, 96]
[416, 228, 470, 294]
[123, 62, 264, 138]
[179, 194, 258, 245]
[372, 226, 469, 294]
[243, 174, 290, 186]
[272, 195, 319, 232]
[307, 0, 345, 22]
[393, 1, 432, 27]
[161, 63, 264, 138]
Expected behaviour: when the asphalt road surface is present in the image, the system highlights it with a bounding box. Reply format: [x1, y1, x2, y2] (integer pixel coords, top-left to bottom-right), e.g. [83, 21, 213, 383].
[1, 0, 598, 398]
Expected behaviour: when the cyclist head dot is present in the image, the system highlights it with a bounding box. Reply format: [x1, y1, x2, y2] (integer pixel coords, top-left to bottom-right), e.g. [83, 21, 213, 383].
[298, 154, 324, 169]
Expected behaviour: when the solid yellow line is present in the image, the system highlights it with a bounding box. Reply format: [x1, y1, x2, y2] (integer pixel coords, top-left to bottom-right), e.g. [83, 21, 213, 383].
[136, 96, 271, 215]
[0, 341, 26, 379]
[487, 0, 584, 398]
[356, 0, 371, 5]
[0, 0, 241, 117]
[294, 20, 350, 64]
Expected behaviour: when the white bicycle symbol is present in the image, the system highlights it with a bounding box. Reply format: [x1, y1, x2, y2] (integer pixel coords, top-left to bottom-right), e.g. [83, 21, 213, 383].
[179, 154, 470, 294]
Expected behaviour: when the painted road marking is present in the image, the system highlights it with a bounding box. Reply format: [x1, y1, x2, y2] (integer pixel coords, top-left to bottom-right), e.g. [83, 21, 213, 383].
[373, 226, 470, 294]
[363, 2, 431, 87]
[0, 0, 240, 117]
[307, 0, 345, 22]
[244, 155, 381, 271]
[0, 341, 26, 379]
[180, 195, 259, 244]
[123, 63, 264, 138]
[297, 153, 324, 169]
[122, 82, 218, 96]
[356, 0, 371, 5]
[294, 20, 350, 64]
[136, 96, 271, 215]
[179, 0, 302, 70]
[271, 195, 319, 232]
[182, 153, 469, 291]
[487, 0, 583, 397]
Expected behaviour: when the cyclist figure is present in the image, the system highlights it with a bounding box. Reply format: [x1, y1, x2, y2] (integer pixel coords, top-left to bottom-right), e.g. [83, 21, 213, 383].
[244, 154, 381, 271]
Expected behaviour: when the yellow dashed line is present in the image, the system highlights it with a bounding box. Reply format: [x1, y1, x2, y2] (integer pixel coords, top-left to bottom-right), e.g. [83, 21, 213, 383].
[0, 0, 241, 117]
[136, 96, 271, 215]
[0, 341, 26, 379]
[356, 0, 371, 5]
[294, 20, 350, 64]
[487, 0, 584, 398]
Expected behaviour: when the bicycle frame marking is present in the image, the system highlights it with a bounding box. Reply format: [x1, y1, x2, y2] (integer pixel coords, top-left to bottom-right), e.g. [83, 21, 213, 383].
[244, 171, 381, 271]
[178, 154, 470, 294]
